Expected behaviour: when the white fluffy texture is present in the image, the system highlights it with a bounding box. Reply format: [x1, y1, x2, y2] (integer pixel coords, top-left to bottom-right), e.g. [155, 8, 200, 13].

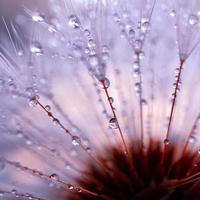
[0, 0, 200, 199]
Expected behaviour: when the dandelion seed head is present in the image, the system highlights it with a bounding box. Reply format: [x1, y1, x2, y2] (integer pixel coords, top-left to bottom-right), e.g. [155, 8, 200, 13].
[1, 0, 200, 199]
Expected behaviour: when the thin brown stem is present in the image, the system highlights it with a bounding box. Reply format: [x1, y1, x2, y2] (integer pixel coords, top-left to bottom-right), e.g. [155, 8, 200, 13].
[101, 80, 128, 155]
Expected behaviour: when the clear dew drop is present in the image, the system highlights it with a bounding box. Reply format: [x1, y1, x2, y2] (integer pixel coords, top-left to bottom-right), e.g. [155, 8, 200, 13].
[133, 61, 140, 70]
[141, 99, 148, 106]
[72, 136, 81, 146]
[25, 87, 35, 97]
[11, 189, 17, 194]
[65, 163, 71, 170]
[30, 42, 43, 56]
[99, 78, 110, 89]
[189, 135, 196, 143]
[109, 118, 118, 129]
[68, 15, 80, 29]
[68, 184, 74, 190]
[198, 149, 200, 155]
[16, 131, 24, 138]
[113, 13, 120, 22]
[141, 21, 150, 32]
[134, 39, 142, 51]
[164, 138, 169, 145]
[134, 82, 141, 92]
[76, 187, 82, 193]
[45, 105, 51, 111]
[169, 10, 176, 17]
[88, 39, 96, 49]
[52, 118, 59, 125]
[188, 14, 198, 25]
[50, 173, 59, 181]
[26, 139, 32, 145]
[32, 13, 45, 22]
[29, 96, 38, 108]
[138, 51, 145, 60]
[89, 55, 99, 66]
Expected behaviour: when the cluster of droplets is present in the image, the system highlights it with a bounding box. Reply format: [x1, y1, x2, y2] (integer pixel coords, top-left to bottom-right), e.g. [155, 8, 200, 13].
[113, 9, 150, 108]
[0, 189, 46, 200]
[67, 10, 110, 81]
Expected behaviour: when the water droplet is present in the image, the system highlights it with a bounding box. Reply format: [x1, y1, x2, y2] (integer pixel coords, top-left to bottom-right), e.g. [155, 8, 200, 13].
[16, 131, 24, 138]
[67, 184, 74, 190]
[76, 187, 82, 192]
[30, 42, 43, 56]
[84, 29, 90, 37]
[88, 39, 96, 49]
[25, 87, 35, 97]
[109, 118, 118, 129]
[188, 14, 198, 25]
[189, 135, 196, 143]
[138, 51, 145, 60]
[11, 189, 17, 194]
[8, 83, 16, 92]
[134, 40, 142, 51]
[32, 13, 44, 22]
[198, 149, 200, 155]
[50, 173, 59, 181]
[53, 118, 59, 125]
[99, 78, 110, 89]
[68, 15, 80, 29]
[45, 105, 51, 111]
[29, 96, 38, 107]
[26, 139, 32, 145]
[141, 99, 148, 106]
[85, 147, 91, 153]
[89, 55, 99, 66]
[141, 21, 150, 32]
[72, 136, 81, 146]
[169, 10, 176, 17]
[17, 50, 24, 56]
[133, 61, 139, 70]
[0, 192, 4, 197]
[164, 139, 169, 145]
[113, 13, 120, 22]
[134, 82, 141, 92]
[102, 52, 110, 61]
[65, 163, 71, 170]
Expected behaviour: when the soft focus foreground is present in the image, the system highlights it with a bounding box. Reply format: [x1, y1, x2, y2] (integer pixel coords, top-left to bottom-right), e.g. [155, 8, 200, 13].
[0, 0, 200, 199]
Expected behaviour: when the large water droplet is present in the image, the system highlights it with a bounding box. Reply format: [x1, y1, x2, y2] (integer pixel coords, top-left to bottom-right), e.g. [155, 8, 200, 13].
[30, 42, 43, 56]
[72, 136, 81, 146]
[99, 78, 110, 89]
[50, 173, 59, 181]
[188, 14, 198, 25]
[29, 96, 38, 108]
[169, 10, 176, 17]
[109, 118, 118, 129]
[164, 138, 169, 145]
[45, 105, 51, 111]
[32, 13, 45, 22]
[88, 39, 96, 49]
[67, 184, 74, 190]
